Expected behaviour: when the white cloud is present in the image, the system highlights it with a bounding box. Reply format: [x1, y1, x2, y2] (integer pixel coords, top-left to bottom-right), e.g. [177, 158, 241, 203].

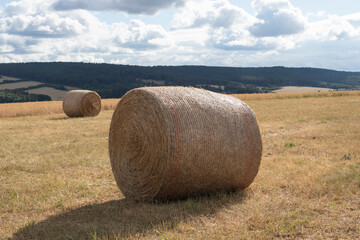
[249, 0, 306, 37]
[52, 0, 187, 15]
[30, 18, 169, 62]
[0, 0, 96, 38]
[4, 0, 51, 15]
[1, 14, 87, 37]
[0, 0, 359, 70]
[344, 12, 360, 28]
[171, 0, 257, 29]
[0, 31, 42, 55]
[171, 0, 298, 51]
[209, 26, 297, 51]
[0, 0, 170, 63]
[306, 10, 327, 21]
[0, 34, 15, 53]
[168, 28, 209, 46]
[55, 54, 106, 63]
[111, 20, 168, 50]
[304, 14, 360, 42]
[209, 27, 259, 50]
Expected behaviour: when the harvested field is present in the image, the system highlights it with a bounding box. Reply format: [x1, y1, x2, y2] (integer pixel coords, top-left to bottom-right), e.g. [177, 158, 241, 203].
[0, 98, 119, 118]
[1, 92, 359, 239]
[2, 91, 359, 118]
[273, 86, 333, 93]
[0, 76, 21, 83]
[26, 87, 68, 101]
[0, 81, 42, 90]
[233, 90, 360, 100]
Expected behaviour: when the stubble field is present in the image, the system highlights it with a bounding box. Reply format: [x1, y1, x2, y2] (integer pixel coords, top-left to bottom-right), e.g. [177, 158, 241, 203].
[0, 92, 359, 239]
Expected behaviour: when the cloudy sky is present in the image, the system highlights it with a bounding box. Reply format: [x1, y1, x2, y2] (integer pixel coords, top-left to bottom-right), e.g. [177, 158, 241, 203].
[0, 0, 360, 70]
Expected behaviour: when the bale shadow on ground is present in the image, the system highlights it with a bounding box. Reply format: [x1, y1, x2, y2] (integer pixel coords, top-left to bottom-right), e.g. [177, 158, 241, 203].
[48, 116, 69, 121]
[11, 190, 247, 240]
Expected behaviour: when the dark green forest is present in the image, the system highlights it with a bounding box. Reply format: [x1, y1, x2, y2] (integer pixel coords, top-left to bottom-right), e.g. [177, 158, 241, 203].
[0, 89, 51, 103]
[0, 62, 359, 99]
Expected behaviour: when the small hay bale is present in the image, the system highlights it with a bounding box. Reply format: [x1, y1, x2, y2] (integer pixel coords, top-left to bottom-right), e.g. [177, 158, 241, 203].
[109, 87, 262, 201]
[63, 90, 101, 117]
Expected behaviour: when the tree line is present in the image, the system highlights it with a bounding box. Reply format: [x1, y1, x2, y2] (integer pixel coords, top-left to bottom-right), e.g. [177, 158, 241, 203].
[0, 89, 51, 103]
[0, 62, 359, 100]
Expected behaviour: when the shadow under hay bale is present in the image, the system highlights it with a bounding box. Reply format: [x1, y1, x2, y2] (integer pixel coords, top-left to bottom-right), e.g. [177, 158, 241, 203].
[109, 87, 262, 201]
[11, 191, 247, 240]
[62, 90, 101, 118]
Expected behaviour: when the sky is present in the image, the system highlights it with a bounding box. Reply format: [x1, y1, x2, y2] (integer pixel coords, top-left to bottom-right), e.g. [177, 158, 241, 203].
[0, 0, 360, 71]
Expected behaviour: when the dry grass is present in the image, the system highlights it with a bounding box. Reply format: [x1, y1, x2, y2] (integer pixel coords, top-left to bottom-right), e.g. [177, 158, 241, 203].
[0, 93, 359, 239]
[273, 86, 333, 93]
[233, 90, 360, 100]
[2, 91, 360, 118]
[0, 99, 120, 118]
[0, 101, 63, 118]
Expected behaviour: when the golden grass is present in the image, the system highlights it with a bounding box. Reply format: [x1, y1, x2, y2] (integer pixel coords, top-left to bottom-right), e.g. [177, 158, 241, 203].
[233, 90, 360, 100]
[1, 91, 359, 118]
[0, 101, 62, 118]
[273, 86, 333, 93]
[0, 99, 120, 118]
[1, 93, 359, 239]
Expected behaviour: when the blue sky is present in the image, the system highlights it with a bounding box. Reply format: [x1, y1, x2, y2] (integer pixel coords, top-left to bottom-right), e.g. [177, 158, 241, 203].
[0, 0, 360, 71]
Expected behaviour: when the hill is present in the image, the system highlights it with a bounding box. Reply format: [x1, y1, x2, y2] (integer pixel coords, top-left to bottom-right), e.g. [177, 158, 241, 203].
[0, 62, 360, 101]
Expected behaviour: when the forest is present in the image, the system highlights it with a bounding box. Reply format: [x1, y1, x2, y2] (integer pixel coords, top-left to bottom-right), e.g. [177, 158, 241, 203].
[0, 62, 359, 100]
[0, 89, 51, 103]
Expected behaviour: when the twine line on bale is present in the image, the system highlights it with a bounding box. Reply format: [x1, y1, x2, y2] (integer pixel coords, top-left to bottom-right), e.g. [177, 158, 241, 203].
[109, 87, 262, 201]
[62, 90, 101, 117]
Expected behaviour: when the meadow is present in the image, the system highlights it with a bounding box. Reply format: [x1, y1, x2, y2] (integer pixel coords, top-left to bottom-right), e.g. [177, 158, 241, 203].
[272, 86, 333, 93]
[0, 92, 359, 239]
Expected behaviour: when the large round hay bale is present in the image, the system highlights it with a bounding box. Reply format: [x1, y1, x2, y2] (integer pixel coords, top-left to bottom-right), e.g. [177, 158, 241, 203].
[63, 90, 101, 117]
[109, 87, 262, 201]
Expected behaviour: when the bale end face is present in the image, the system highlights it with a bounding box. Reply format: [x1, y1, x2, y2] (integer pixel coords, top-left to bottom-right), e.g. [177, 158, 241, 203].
[80, 92, 101, 117]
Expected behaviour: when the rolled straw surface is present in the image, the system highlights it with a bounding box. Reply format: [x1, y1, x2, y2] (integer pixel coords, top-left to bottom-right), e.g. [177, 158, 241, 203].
[109, 87, 262, 201]
[63, 90, 101, 117]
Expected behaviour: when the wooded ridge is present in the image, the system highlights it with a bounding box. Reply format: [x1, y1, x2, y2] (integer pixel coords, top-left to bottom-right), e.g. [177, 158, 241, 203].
[0, 62, 359, 101]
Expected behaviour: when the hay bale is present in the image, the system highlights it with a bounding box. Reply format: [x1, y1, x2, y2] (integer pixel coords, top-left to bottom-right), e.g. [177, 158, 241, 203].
[109, 87, 262, 201]
[63, 90, 101, 117]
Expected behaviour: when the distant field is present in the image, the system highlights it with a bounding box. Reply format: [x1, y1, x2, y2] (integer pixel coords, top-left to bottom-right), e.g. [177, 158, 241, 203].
[0, 81, 43, 90]
[1, 92, 359, 239]
[0, 76, 20, 83]
[233, 90, 360, 100]
[26, 87, 68, 101]
[273, 86, 333, 93]
[0, 77, 81, 101]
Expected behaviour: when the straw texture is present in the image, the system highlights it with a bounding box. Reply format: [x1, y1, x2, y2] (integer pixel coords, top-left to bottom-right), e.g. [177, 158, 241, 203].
[109, 87, 262, 201]
[63, 90, 101, 117]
